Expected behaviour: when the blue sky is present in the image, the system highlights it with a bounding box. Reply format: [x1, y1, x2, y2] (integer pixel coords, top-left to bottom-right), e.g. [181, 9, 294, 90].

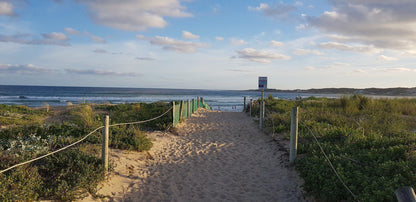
[0, 0, 416, 90]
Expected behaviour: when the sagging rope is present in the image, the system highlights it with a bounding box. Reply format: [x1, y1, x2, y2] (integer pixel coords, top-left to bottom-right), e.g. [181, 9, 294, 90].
[0, 106, 173, 174]
[300, 121, 360, 202]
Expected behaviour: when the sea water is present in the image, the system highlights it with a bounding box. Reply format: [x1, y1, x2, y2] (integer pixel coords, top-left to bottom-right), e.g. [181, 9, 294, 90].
[0, 85, 339, 112]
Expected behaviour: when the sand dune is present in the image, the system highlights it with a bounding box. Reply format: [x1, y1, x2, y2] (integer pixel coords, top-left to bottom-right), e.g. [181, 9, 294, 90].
[81, 109, 310, 201]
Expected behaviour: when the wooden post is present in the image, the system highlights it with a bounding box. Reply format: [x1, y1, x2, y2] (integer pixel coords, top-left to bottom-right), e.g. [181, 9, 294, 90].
[191, 99, 195, 114]
[201, 97, 204, 108]
[102, 115, 109, 172]
[179, 100, 184, 120]
[187, 99, 191, 118]
[250, 99, 252, 117]
[290, 107, 299, 163]
[243, 97, 246, 112]
[396, 187, 416, 202]
[261, 89, 264, 100]
[197, 97, 200, 109]
[259, 101, 264, 128]
[172, 101, 175, 126]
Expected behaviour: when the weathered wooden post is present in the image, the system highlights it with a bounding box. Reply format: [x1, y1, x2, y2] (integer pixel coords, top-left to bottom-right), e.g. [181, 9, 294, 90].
[289, 107, 299, 163]
[197, 97, 200, 109]
[172, 101, 176, 126]
[201, 97, 204, 108]
[191, 98, 195, 114]
[187, 99, 191, 118]
[243, 97, 246, 112]
[179, 100, 184, 121]
[396, 187, 416, 202]
[250, 99, 253, 117]
[259, 100, 264, 128]
[102, 115, 109, 172]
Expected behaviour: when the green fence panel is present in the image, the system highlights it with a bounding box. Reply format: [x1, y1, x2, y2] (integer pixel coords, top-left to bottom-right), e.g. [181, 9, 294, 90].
[173, 103, 181, 126]
[182, 103, 188, 120]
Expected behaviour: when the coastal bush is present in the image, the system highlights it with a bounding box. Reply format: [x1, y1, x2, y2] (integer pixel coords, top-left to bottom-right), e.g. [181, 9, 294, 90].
[258, 95, 416, 201]
[110, 126, 153, 151]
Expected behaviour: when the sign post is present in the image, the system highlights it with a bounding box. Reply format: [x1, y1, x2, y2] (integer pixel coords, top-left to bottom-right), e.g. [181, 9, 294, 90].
[258, 77, 267, 129]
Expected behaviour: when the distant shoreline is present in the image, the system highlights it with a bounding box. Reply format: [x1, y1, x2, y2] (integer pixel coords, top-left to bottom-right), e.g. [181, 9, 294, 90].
[247, 87, 416, 97]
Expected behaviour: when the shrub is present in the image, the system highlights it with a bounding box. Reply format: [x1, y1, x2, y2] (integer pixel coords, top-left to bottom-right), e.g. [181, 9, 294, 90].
[110, 126, 153, 151]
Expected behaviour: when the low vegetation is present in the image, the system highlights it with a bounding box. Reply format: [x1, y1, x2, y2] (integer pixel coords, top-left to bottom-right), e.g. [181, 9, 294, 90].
[249, 95, 416, 201]
[0, 102, 172, 201]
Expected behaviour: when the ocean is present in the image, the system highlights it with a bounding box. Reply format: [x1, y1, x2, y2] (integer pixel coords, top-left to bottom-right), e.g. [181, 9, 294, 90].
[0, 85, 339, 111]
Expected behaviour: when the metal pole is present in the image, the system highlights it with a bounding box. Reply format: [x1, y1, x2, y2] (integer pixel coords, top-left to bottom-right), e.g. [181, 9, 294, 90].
[289, 107, 299, 163]
[102, 115, 109, 172]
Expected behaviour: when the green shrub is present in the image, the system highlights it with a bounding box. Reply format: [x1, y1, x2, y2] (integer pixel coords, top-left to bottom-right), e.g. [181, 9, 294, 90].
[0, 165, 42, 201]
[110, 126, 153, 151]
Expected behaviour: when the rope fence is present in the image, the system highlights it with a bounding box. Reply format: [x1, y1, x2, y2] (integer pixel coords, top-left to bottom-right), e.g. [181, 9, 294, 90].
[243, 96, 414, 201]
[0, 97, 211, 174]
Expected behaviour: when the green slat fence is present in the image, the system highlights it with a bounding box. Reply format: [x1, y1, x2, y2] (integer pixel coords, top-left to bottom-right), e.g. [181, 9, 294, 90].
[172, 97, 211, 127]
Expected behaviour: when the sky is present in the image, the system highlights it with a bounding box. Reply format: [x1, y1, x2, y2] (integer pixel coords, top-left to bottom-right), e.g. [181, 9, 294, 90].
[0, 0, 416, 90]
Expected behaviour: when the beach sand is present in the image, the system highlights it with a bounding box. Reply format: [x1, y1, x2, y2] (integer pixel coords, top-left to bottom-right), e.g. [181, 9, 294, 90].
[81, 109, 310, 201]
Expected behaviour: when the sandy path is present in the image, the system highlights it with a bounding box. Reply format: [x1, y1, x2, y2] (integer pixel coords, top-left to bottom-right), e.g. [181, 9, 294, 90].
[81, 109, 309, 201]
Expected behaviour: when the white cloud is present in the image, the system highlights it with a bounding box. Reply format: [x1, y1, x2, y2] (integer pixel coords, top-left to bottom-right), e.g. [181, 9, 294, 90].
[296, 24, 306, 30]
[304, 66, 315, 70]
[308, 1, 416, 50]
[230, 38, 247, 45]
[379, 55, 398, 61]
[65, 69, 140, 77]
[182, 31, 199, 39]
[78, 0, 192, 31]
[136, 57, 156, 61]
[42, 32, 68, 41]
[236, 48, 290, 63]
[292, 48, 323, 55]
[249, 3, 297, 20]
[64, 27, 81, 35]
[215, 37, 224, 41]
[269, 40, 283, 47]
[0, 1, 14, 16]
[377, 67, 412, 72]
[93, 49, 108, 53]
[0, 33, 70, 46]
[319, 42, 381, 53]
[0, 64, 50, 74]
[137, 35, 208, 53]
[353, 69, 366, 73]
[84, 31, 105, 43]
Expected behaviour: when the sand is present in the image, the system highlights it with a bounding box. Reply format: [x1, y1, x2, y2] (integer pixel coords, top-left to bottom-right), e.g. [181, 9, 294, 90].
[81, 109, 310, 201]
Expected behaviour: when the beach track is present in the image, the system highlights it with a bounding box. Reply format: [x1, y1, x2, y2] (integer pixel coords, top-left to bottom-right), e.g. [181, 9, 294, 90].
[81, 109, 309, 201]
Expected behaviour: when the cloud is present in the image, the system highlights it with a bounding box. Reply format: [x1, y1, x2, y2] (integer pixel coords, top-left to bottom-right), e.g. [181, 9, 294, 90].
[77, 0, 192, 31]
[304, 66, 315, 71]
[249, 3, 297, 20]
[269, 40, 283, 47]
[0, 33, 70, 46]
[353, 69, 366, 73]
[307, 1, 416, 50]
[136, 57, 156, 61]
[64, 27, 81, 35]
[65, 69, 140, 77]
[42, 32, 68, 41]
[319, 42, 381, 53]
[215, 37, 224, 41]
[0, 64, 50, 74]
[230, 38, 247, 45]
[377, 67, 412, 72]
[136, 35, 208, 53]
[379, 55, 398, 61]
[84, 31, 105, 43]
[236, 48, 290, 63]
[93, 49, 108, 53]
[296, 24, 306, 31]
[292, 48, 323, 55]
[182, 31, 199, 39]
[0, 1, 15, 16]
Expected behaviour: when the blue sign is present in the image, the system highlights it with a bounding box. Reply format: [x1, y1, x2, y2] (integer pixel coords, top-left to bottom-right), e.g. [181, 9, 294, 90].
[258, 77, 267, 89]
